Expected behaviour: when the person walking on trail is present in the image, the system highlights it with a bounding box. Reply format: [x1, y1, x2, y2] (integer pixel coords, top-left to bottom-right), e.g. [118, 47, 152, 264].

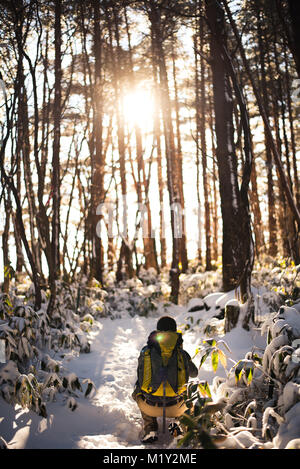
[132, 316, 198, 444]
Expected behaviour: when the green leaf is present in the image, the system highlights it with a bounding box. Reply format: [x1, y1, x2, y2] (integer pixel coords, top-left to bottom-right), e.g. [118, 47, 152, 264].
[252, 353, 262, 365]
[234, 360, 244, 384]
[245, 366, 253, 385]
[211, 350, 219, 372]
[5, 297, 12, 309]
[199, 351, 209, 369]
[4, 264, 14, 280]
[198, 381, 211, 398]
[203, 339, 216, 347]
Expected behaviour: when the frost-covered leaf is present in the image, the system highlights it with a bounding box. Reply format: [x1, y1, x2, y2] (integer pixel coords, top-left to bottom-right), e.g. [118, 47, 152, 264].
[218, 349, 227, 369]
[234, 361, 244, 384]
[66, 397, 77, 411]
[83, 379, 95, 398]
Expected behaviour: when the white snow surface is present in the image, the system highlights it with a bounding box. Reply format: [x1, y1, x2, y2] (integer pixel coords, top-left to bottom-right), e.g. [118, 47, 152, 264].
[0, 295, 267, 449]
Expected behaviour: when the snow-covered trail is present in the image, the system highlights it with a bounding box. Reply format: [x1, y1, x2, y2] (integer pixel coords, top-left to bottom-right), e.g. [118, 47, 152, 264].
[0, 315, 180, 449]
[0, 304, 265, 449]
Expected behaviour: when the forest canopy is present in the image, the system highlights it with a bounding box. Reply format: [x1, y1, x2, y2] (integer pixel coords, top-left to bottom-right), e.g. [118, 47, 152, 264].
[0, 0, 299, 317]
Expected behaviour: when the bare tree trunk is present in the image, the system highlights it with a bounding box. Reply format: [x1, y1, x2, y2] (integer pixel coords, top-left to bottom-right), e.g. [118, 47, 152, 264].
[205, 0, 254, 305]
[171, 40, 188, 273]
[249, 150, 265, 257]
[151, 36, 167, 269]
[284, 46, 300, 211]
[124, 6, 158, 272]
[209, 91, 219, 264]
[148, 2, 181, 303]
[194, 31, 203, 266]
[48, 0, 62, 315]
[280, 0, 300, 78]
[255, 2, 278, 257]
[18, 76, 42, 276]
[199, 14, 212, 271]
[2, 195, 11, 294]
[107, 5, 134, 282]
[90, 0, 104, 284]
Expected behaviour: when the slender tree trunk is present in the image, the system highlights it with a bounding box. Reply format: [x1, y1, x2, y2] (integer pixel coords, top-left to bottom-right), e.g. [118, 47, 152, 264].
[212, 142, 219, 263]
[2, 195, 11, 294]
[286, 0, 300, 78]
[171, 40, 188, 273]
[194, 31, 202, 265]
[151, 36, 167, 269]
[36, 27, 52, 284]
[48, 0, 62, 315]
[283, 46, 300, 210]
[19, 77, 42, 275]
[90, 0, 104, 284]
[205, 0, 254, 304]
[255, 3, 278, 257]
[249, 149, 265, 257]
[154, 73, 167, 269]
[199, 14, 212, 271]
[13, 212, 24, 274]
[108, 5, 134, 282]
[148, 2, 181, 303]
[124, 6, 158, 272]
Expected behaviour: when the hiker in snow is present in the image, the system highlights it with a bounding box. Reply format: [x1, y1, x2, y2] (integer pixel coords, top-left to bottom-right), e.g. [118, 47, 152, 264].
[132, 316, 198, 443]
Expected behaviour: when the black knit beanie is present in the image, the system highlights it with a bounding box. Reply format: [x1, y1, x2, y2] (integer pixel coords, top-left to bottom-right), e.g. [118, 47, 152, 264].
[156, 316, 177, 332]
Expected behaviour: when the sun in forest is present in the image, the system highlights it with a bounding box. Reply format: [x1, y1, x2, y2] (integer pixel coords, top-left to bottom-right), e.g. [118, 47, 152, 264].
[123, 87, 155, 131]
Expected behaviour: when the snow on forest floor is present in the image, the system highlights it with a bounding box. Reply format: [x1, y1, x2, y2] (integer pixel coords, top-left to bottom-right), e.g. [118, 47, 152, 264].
[0, 296, 267, 449]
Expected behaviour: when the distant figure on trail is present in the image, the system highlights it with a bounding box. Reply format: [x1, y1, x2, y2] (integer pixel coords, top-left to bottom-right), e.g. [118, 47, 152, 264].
[132, 316, 198, 444]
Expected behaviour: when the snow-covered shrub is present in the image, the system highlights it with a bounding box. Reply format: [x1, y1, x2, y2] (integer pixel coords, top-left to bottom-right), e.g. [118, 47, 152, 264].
[0, 360, 47, 417]
[178, 380, 218, 449]
[68, 273, 166, 320]
[251, 258, 300, 316]
[0, 281, 98, 418]
[185, 302, 300, 449]
[102, 271, 167, 318]
[179, 270, 222, 305]
[258, 305, 300, 448]
[0, 293, 13, 319]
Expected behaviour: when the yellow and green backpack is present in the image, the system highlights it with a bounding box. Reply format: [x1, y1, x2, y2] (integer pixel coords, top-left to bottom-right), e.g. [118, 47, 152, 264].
[137, 331, 190, 397]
